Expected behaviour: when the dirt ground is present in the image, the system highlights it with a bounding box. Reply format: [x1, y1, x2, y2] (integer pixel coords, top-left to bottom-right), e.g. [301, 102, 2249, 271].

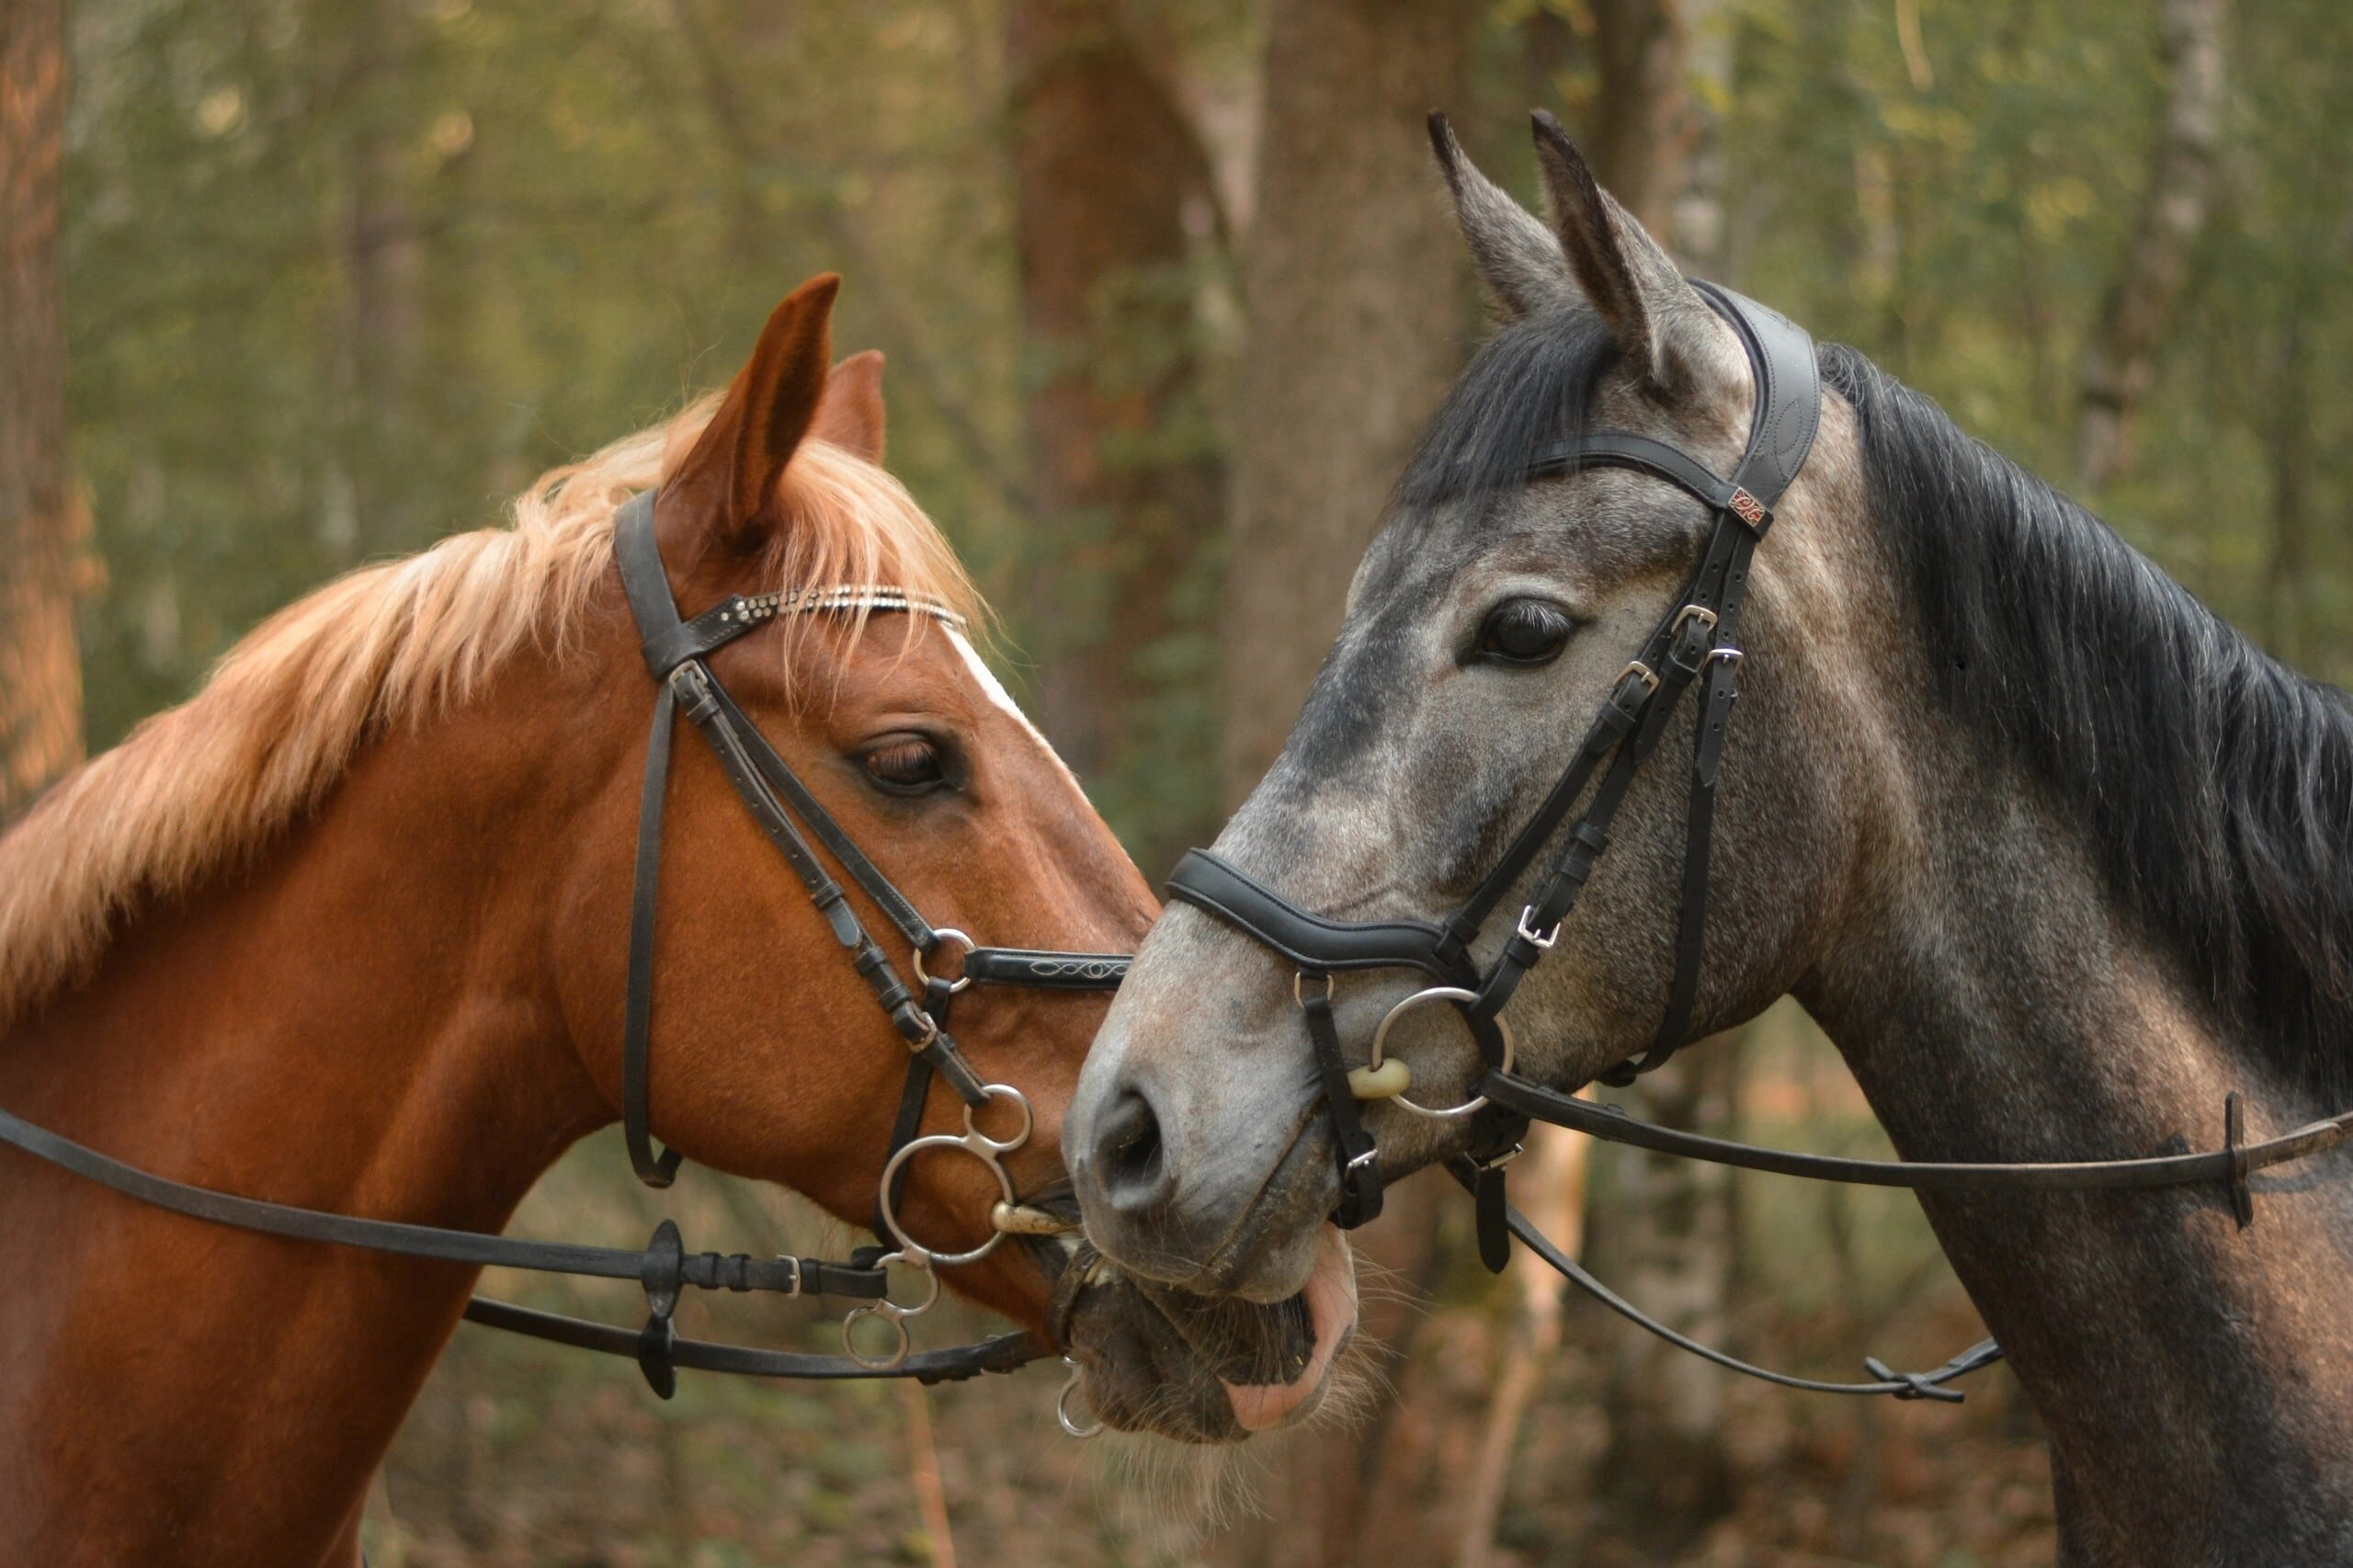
[369, 1233, 2055, 1568]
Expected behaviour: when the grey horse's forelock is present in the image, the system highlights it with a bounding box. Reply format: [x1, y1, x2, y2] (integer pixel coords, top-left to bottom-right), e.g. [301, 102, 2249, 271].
[1270, 304, 1669, 822]
[1392, 305, 1620, 518]
[1828, 343, 2353, 1104]
[1269, 305, 1620, 784]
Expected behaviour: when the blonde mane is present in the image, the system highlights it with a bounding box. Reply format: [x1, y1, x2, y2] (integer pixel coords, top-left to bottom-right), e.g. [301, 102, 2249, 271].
[0, 397, 984, 1033]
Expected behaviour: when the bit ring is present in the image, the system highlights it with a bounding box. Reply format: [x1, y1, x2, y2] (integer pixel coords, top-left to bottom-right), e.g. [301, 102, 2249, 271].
[1368, 987, 1516, 1119]
[913, 928, 977, 994]
[839, 1251, 942, 1370]
[1056, 1357, 1105, 1438]
[876, 1085, 1030, 1266]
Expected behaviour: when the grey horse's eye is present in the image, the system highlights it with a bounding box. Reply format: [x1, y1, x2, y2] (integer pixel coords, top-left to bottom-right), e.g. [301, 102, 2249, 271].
[1472, 597, 1576, 666]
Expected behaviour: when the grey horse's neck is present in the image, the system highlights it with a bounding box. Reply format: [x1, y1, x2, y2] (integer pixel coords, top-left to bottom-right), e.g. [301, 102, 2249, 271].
[1802, 750, 2353, 1564]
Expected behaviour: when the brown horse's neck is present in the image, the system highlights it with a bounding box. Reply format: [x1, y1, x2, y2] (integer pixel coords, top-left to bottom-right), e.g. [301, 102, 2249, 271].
[1803, 767, 2353, 1565]
[0, 647, 620, 1567]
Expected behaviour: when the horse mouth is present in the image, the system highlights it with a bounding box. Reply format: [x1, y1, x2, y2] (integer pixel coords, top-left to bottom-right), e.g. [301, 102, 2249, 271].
[1053, 1225, 1358, 1441]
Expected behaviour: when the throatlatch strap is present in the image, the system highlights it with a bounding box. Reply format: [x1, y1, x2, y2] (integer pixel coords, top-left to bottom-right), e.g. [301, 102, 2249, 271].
[623, 677, 686, 1187]
[1620, 523, 1762, 1082]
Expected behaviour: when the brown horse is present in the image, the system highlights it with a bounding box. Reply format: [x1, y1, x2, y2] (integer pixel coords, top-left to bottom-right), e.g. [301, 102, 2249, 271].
[0, 277, 1155, 1566]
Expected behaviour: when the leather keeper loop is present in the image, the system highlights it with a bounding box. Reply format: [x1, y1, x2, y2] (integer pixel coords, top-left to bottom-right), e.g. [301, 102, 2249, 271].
[640, 1219, 684, 1321]
[669, 662, 721, 723]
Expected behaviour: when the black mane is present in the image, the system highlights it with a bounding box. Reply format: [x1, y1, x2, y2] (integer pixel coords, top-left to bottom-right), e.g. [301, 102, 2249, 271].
[1396, 305, 1618, 511]
[1400, 305, 2353, 1102]
[1826, 346, 2353, 1104]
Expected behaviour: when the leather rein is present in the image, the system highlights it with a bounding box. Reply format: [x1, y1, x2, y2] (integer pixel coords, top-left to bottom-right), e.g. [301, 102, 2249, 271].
[0, 488, 1133, 1399]
[1163, 281, 2353, 1403]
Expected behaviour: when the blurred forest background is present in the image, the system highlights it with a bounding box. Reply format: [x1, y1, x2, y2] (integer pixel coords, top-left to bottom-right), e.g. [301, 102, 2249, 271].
[3, 0, 2346, 1562]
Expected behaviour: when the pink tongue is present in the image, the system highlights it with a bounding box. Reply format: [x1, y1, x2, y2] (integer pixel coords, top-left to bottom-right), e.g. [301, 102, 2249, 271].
[1220, 1227, 1358, 1433]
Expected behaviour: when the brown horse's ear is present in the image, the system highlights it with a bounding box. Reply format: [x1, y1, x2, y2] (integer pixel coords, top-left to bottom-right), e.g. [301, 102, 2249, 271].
[1529, 111, 1737, 403]
[664, 274, 840, 556]
[812, 350, 886, 463]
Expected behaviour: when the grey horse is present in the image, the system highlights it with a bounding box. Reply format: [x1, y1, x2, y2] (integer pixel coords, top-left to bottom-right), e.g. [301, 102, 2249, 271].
[1062, 112, 2353, 1562]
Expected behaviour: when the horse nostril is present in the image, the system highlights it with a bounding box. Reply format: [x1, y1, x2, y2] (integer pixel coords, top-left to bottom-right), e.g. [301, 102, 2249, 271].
[1093, 1085, 1171, 1214]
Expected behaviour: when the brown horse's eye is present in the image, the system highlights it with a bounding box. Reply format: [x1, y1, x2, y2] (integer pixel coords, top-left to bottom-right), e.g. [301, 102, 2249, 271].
[863, 736, 946, 793]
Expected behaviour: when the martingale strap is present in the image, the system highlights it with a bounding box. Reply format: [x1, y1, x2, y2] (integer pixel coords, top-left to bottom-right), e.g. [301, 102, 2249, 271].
[1445, 1158, 2005, 1403]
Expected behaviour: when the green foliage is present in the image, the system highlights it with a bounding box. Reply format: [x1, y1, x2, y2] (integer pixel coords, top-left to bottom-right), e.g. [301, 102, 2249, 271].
[67, 0, 1029, 749]
[1722, 0, 2353, 676]
[73, 0, 2344, 837]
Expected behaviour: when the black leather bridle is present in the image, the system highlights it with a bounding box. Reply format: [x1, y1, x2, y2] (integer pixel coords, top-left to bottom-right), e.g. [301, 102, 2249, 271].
[1165, 282, 2353, 1402]
[0, 489, 1133, 1399]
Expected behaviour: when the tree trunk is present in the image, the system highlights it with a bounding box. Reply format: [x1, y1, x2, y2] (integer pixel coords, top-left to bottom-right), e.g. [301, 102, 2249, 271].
[0, 0, 82, 820]
[1588, 0, 1690, 234]
[1591, 1038, 1741, 1537]
[322, 0, 424, 562]
[1218, 0, 1476, 803]
[2263, 295, 2313, 668]
[1458, 1120, 1589, 1568]
[1008, 0, 1223, 873]
[2075, 0, 2228, 492]
[1212, 3, 1473, 1562]
[1575, 0, 1744, 1540]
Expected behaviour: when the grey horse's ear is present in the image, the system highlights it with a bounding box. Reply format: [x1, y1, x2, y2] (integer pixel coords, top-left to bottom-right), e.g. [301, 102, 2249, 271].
[1428, 111, 1576, 319]
[1530, 110, 1738, 402]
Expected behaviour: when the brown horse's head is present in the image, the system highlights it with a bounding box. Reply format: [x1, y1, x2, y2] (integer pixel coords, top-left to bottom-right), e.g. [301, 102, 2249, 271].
[542, 276, 1156, 1328]
[595, 280, 1348, 1421]
[0, 275, 1214, 1559]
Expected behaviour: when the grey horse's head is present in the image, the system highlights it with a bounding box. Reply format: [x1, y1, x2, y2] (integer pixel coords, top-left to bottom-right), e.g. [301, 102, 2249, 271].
[1062, 114, 1890, 1438]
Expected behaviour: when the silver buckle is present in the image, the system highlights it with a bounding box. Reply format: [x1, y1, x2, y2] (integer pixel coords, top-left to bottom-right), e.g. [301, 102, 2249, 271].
[1670, 604, 1718, 637]
[1516, 905, 1560, 949]
[1617, 660, 1661, 698]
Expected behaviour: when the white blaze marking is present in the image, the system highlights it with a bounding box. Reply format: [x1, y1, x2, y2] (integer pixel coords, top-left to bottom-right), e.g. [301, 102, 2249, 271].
[948, 629, 1086, 790]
